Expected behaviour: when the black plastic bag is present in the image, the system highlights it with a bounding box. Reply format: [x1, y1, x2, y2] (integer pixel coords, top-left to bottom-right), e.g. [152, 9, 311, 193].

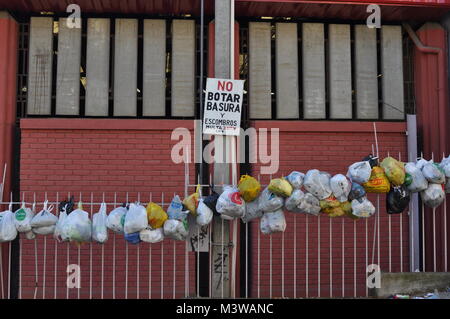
[58, 196, 75, 215]
[362, 154, 379, 168]
[386, 185, 410, 214]
[348, 182, 366, 202]
[204, 191, 220, 215]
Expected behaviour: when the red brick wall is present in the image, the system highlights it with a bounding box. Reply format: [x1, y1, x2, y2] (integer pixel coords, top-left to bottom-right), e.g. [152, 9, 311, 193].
[18, 119, 197, 299]
[249, 121, 409, 298]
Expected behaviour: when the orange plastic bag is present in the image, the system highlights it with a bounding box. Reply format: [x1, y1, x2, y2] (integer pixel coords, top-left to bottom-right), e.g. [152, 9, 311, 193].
[146, 202, 168, 229]
[363, 166, 391, 193]
[320, 196, 345, 217]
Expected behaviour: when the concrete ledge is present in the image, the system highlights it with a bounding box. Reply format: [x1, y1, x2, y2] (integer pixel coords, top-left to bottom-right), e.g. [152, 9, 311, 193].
[370, 272, 450, 298]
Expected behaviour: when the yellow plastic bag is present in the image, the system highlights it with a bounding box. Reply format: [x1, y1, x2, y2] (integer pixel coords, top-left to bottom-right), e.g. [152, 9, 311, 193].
[380, 157, 405, 186]
[320, 196, 345, 217]
[146, 202, 168, 229]
[268, 178, 293, 198]
[183, 184, 200, 216]
[341, 201, 358, 220]
[363, 166, 391, 193]
[238, 175, 261, 202]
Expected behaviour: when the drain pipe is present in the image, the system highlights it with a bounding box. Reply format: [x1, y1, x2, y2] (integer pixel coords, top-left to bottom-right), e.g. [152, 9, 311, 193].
[402, 23, 447, 156]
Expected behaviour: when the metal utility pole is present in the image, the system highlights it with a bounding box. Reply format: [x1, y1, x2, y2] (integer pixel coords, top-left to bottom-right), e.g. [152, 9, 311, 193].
[211, 0, 233, 298]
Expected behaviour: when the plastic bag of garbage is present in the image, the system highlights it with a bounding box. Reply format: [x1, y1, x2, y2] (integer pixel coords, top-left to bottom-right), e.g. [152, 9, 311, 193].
[167, 195, 185, 220]
[268, 178, 293, 198]
[320, 196, 345, 217]
[204, 191, 220, 215]
[422, 162, 445, 184]
[421, 183, 445, 208]
[416, 158, 432, 170]
[348, 182, 366, 201]
[124, 231, 141, 244]
[216, 185, 246, 220]
[92, 202, 108, 244]
[183, 184, 200, 216]
[258, 187, 284, 213]
[238, 175, 261, 202]
[0, 207, 17, 242]
[441, 156, 450, 176]
[351, 197, 376, 218]
[380, 157, 405, 186]
[330, 174, 352, 202]
[362, 166, 391, 193]
[260, 209, 286, 235]
[285, 189, 305, 212]
[387, 185, 410, 214]
[347, 161, 372, 184]
[14, 202, 34, 233]
[139, 227, 164, 243]
[298, 192, 321, 216]
[61, 206, 92, 243]
[106, 206, 127, 233]
[30, 201, 58, 228]
[405, 162, 428, 193]
[164, 218, 189, 241]
[241, 196, 263, 223]
[286, 171, 305, 189]
[32, 225, 56, 235]
[196, 199, 213, 226]
[362, 154, 379, 168]
[54, 205, 68, 242]
[341, 201, 358, 220]
[304, 169, 332, 200]
[124, 203, 148, 234]
[24, 230, 36, 240]
[146, 202, 168, 229]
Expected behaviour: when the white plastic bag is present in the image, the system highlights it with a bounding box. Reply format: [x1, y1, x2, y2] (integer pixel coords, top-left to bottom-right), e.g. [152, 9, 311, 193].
[258, 187, 284, 213]
[284, 189, 304, 212]
[92, 202, 108, 244]
[196, 199, 213, 226]
[304, 169, 332, 200]
[351, 197, 375, 218]
[216, 186, 246, 220]
[416, 158, 432, 170]
[347, 161, 372, 184]
[298, 192, 321, 216]
[24, 230, 36, 240]
[14, 202, 34, 233]
[30, 201, 58, 228]
[32, 225, 56, 235]
[241, 196, 263, 223]
[330, 174, 352, 202]
[139, 227, 164, 243]
[286, 171, 305, 189]
[260, 210, 286, 234]
[106, 206, 127, 233]
[163, 219, 189, 241]
[61, 207, 92, 243]
[0, 206, 18, 242]
[54, 204, 68, 242]
[422, 163, 445, 184]
[405, 162, 428, 193]
[167, 195, 184, 220]
[124, 203, 148, 234]
[421, 183, 445, 208]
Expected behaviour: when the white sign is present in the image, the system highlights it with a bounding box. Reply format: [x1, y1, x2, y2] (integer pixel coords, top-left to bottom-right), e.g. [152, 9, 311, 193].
[203, 78, 244, 136]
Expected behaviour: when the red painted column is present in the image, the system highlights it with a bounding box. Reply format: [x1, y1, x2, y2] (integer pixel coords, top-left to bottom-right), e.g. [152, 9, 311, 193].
[413, 22, 450, 272]
[0, 12, 18, 299]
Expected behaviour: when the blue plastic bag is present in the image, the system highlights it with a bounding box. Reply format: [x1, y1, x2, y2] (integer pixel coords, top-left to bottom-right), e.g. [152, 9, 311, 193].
[124, 231, 141, 244]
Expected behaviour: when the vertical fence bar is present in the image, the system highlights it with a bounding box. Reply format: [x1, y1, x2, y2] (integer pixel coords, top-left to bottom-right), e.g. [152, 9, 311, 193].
[101, 193, 105, 299]
[184, 161, 189, 298]
[377, 195, 380, 268]
[329, 218, 332, 298]
[90, 192, 93, 299]
[54, 192, 59, 299]
[306, 214, 309, 298]
[125, 192, 129, 299]
[365, 218, 368, 297]
[294, 214, 297, 299]
[161, 192, 164, 299]
[422, 202, 425, 271]
[43, 193, 48, 299]
[445, 195, 448, 272]
[388, 213, 392, 272]
[149, 192, 152, 299]
[399, 152, 404, 273]
[282, 230, 285, 298]
[246, 222, 249, 298]
[433, 207, 436, 272]
[258, 218, 261, 298]
[113, 192, 117, 299]
[317, 215, 320, 298]
[270, 233, 272, 298]
[341, 219, 344, 297]
[0, 236, 3, 299]
[137, 192, 141, 299]
[353, 219, 356, 297]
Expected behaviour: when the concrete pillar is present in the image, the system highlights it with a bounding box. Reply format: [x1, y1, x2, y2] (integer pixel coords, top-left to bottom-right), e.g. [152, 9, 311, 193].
[27, 17, 53, 115]
[212, 0, 231, 298]
[55, 18, 81, 115]
[113, 19, 138, 116]
[381, 25, 404, 120]
[355, 25, 378, 119]
[302, 23, 325, 119]
[328, 24, 352, 119]
[85, 18, 110, 116]
[275, 23, 299, 119]
[171, 20, 195, 117]
[249, 22, 271, 119]
[143, 20, 166, 116]
[0, 11, 18, 299]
